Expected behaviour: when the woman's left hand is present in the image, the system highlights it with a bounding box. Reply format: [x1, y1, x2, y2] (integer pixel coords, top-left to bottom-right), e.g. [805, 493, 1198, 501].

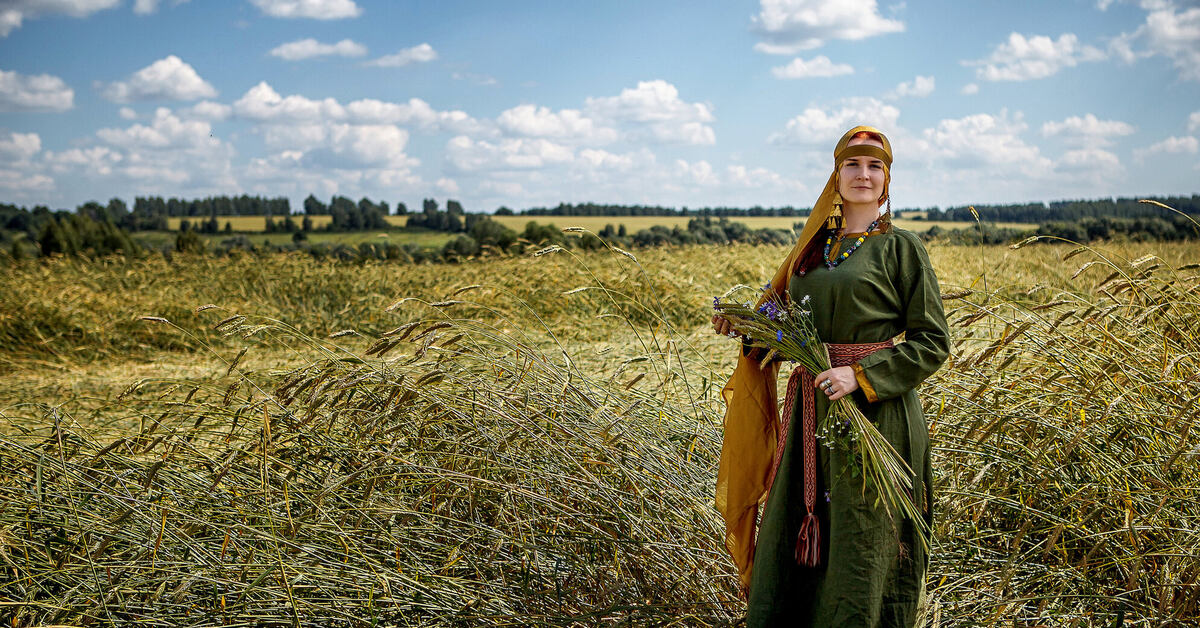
[814, 366, 858, 402]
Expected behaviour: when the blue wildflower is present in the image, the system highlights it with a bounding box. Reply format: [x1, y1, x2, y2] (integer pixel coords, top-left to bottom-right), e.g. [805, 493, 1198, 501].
[824, 490, 831, 503]
[776, 329, 783, 342]
[713, 296, 719, 309]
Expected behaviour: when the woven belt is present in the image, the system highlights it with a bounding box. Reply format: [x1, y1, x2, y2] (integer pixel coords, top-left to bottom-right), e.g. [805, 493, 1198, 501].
[763, 339, 894, 567]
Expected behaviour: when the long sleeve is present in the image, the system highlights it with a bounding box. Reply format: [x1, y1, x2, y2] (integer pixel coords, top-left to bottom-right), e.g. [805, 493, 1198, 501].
[853, 243, 950, 401]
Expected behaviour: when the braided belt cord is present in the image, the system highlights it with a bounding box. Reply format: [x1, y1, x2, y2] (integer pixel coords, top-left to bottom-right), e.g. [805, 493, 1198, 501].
[762, 339, 894, 567]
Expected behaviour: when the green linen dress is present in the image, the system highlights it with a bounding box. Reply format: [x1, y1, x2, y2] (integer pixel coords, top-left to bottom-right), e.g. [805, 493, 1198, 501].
[746, 226, 950, 627]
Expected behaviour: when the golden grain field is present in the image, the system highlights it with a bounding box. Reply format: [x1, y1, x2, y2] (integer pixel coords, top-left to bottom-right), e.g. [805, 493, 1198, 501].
[1, 240, 1197, 626]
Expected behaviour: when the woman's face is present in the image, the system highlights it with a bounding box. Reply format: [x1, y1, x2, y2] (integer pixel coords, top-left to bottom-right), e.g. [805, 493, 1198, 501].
[837, 136, 886, 208]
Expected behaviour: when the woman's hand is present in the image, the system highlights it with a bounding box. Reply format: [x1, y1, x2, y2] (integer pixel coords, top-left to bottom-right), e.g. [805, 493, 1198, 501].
[814, 366, 858, 402]
[712, 314, 735, 337]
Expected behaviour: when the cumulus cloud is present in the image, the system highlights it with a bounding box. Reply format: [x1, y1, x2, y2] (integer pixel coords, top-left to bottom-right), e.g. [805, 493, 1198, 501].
[269, 38, 367, 61]
[180, 100, 232, 120]
[584, 80, 716, 145]
[133, 0, 191, 15]
[752, 0, 904, 54]
[233, 81, 345, 121]
[118, 106, 137, 119]
[1057, 147, 1122, 173]
[920, 111, 1041, 163]
[770, 55, 855, 79]
[97, 106, 215, 149]
[1041, 113, 1135, 146]
[45, 146, 122, 177]
[0, 0, 120, 37]
[966, 32, 1105, 81]
[445, 136, 574, 172]
[231, 82, 484, 135]
[886, 75, 935, 99]
[1133, 135, 1199, 162]
[1124, 3, 1200, 81]
[1189, 111, 1200, 132]
[0, 131, 41, 162]
[497, 104, 618, 143]
[365, 43, 437, 68]
[961, 83, 979, 95]
[100, 55, 217, 102]
[769, 97, 900, 146]
[0, 68, 74, 112]
[249, 0, 362, 19]
[86, 107, 235, 189]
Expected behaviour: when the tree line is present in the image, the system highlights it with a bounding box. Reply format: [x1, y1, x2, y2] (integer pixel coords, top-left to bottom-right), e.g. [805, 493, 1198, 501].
[938, 195, 1200, 222]
[516, 202, 814, 217]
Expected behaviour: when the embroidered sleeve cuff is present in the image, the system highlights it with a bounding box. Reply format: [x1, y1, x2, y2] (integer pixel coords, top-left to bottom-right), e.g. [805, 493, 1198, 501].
[852, 362, 879, 403]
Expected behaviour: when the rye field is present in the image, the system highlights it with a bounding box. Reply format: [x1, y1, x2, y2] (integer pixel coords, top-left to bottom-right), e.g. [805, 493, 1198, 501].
[1, 238, 1198, 626]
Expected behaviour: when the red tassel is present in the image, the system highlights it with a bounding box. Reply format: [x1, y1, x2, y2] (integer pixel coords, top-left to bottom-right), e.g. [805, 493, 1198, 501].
[795, 512, 821, 567]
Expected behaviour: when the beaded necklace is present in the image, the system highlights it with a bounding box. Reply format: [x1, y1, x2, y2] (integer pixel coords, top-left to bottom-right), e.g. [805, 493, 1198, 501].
[823, 215, 882, 269]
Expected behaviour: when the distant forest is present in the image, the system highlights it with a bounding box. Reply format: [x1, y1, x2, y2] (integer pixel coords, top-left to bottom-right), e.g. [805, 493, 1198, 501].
[2, 193, 1199, 262]
[938, 195, 1199, 222]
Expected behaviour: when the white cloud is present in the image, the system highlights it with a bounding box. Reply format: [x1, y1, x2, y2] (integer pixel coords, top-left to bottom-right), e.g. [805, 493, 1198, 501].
[436, 177, 459, 195]
[250, 0, 361, 19]
[1096, 0, 1116, 10]
[1140, 4, 1200, 81]
[181, 100, 232, 120]
[967, 33, 1105, 81]
[133, 0, 190, 15]
[233, 81, 346, 121]
[445, 136, 574, 172]
[769, 97, 900, 146]
[0, 0, 119, 37]
[961, 83, 979, 95]
[269, 38, 366, 61]
[87, 107, 235, 190]
[578, 148, 637, 171]
[302, 124, 415, 169]
[231, 82, 485, 136]
[100, 55, 217, 102]
[119, 106, 137, 119]
[1189, 111, 1200, 132]
[345, 97, 485, 134]
[673, 159, 719, 186]
[1134, 135, 1199, 162]
[585, 80, 716, 145]
[497, 104, 618, 143]
[97, 106, 215, 149]
[1057, 147, 1122, 173]
[886, 75, 935, 99]
[1041, 114, 1135, 146]
[46, 146, 122, 176]
[0, 68, 74, 112]
[770, 55, 855, 79]
[914, 111, 1052, 173]
[0, 169, 53, 192]
[752, 0, 904, 54]
[0, 131, 41, 162]
[365, 43, 437, 68]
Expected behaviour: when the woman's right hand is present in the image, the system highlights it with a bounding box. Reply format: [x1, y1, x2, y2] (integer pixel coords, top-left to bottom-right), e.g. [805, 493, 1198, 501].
[712, 314, 734, 337]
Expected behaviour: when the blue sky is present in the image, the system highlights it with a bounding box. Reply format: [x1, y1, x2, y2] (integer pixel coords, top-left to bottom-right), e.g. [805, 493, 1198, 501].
[1, 0, 1197, 213]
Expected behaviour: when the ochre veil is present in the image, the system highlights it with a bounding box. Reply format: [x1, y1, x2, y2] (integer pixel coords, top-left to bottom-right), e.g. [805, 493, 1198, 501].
[715, 125, 893, 590]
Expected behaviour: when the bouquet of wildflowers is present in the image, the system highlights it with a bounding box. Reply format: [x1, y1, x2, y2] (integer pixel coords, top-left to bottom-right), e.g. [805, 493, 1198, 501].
[714, 284, 929, 550]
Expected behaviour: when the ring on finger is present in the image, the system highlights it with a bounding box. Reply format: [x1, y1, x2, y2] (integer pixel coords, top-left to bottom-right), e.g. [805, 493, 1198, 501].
[820, 379, 832, 390]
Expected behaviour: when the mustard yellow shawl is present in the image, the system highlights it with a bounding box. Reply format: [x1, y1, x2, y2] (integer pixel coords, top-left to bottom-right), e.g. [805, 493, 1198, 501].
[716, 125, 893, 590]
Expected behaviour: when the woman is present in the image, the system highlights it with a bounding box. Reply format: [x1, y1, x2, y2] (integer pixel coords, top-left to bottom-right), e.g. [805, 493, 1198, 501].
[713, 126, 950, 626]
